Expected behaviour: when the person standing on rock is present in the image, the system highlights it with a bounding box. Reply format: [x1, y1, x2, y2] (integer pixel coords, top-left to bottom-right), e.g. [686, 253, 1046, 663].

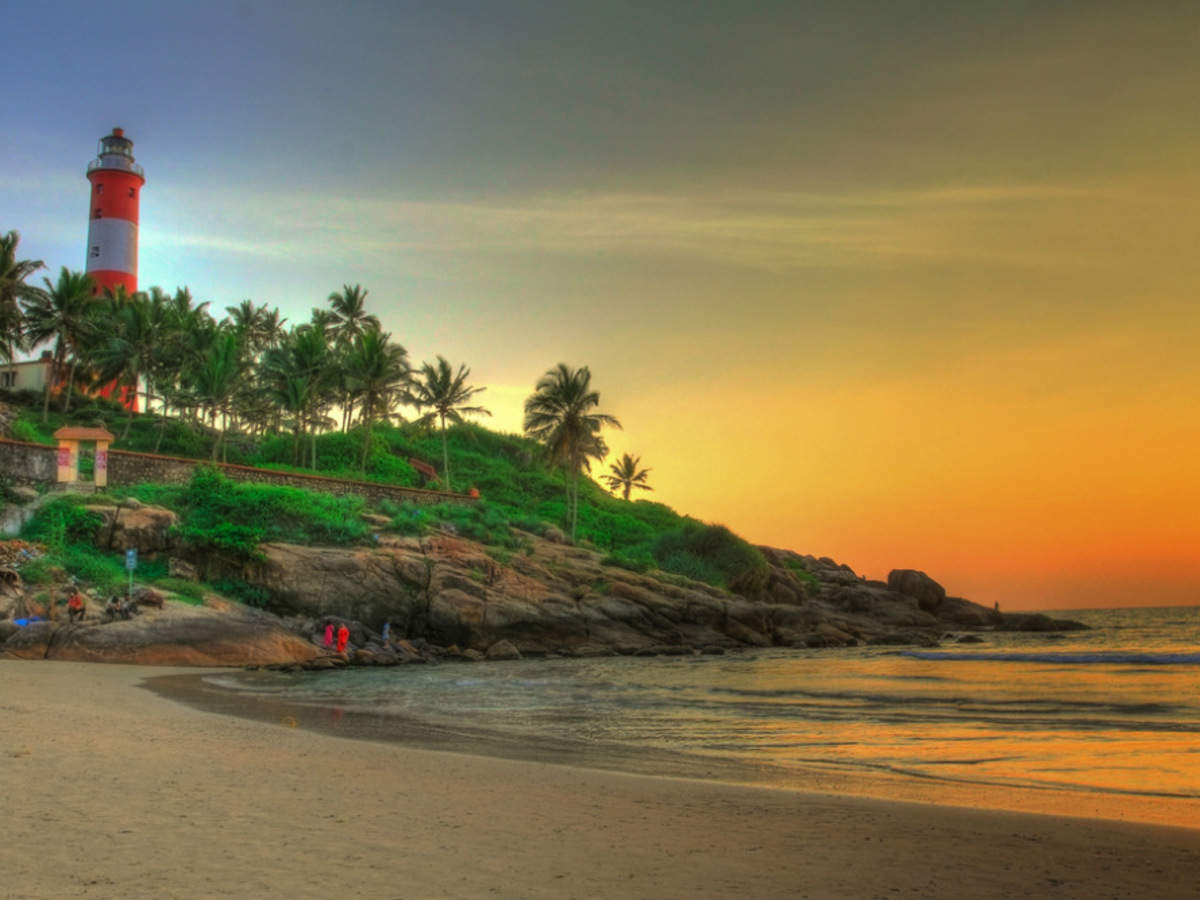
[336, 624, 349, 654]
[381, 622, 390, 645]
[324, 622, 334, 648]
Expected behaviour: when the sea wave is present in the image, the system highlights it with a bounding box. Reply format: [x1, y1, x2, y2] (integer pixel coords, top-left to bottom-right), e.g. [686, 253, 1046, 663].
[898, 650, 1200, 666]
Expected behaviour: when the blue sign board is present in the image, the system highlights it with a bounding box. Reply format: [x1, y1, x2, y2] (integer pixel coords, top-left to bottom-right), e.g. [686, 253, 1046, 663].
[125, 548, 138, 572]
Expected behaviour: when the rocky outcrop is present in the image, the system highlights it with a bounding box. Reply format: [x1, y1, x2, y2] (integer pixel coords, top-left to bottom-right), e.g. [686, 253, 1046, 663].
[2, 519, 1086, 667]
[240, 535, 1086, 657]
[87, 502, 179, 554]
[2, 600, 321, 666]
[887, 569, 946, 612]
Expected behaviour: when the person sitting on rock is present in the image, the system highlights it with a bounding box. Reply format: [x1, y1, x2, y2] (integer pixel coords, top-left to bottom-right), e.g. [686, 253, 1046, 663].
[67, 591, 86, 624]
[104, 595, 121, 623]
[336, 624, 350, 654]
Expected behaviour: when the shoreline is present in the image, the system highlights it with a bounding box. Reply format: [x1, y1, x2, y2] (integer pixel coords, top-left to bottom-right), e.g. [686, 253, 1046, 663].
[2, 660, 1198, 899]
[149, 663, 1200, 832]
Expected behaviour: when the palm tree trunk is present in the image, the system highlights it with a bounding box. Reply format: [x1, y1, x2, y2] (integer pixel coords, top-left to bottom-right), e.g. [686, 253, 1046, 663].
[440, 412, 450, 492]
[360, 411, 372, 474]
[61, 360, 78, 413]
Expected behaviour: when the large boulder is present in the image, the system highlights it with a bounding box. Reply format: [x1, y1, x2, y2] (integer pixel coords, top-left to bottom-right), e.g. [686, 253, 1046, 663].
[89, 503, 179, 554]
[3, 602, 323, 666]
[887, 569, 946, 612]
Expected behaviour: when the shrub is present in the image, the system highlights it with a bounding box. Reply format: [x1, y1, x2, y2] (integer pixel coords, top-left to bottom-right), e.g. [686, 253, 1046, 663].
[653, 523, 770, 594]
[9, 419, 45, 444]
[209, 577, 271, 608]
[174, 467, 370, 559]
[153, 577, 206, 603]
[22, 500, 105, 549]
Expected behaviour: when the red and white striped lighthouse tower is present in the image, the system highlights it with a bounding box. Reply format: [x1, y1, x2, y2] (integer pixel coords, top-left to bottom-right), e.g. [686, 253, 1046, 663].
[85, 127, 144, 294]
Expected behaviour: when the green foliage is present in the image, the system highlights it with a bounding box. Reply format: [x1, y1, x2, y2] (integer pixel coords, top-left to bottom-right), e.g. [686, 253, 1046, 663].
[209, 577, 271, 608]
[652, 523, 770, 593]
[21, 499, 104, 549]
[174, 467, 370, 559]
[784, 558, 820, 593]
[153, 577, 206, 603]
[9, 419, 46, 444]
[600, 551, 654, 574]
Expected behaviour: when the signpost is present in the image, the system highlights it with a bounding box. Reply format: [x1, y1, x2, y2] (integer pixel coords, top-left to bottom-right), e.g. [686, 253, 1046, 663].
[125, 548, 137, 595]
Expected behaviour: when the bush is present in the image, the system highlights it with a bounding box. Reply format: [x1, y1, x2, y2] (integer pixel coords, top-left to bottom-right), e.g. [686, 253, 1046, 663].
[174, 467, 370, 559]
[21, 500, 105, 549]
[209, 577, 271, 608]
[153, 577, 206, 603]
[653, 523, 769, 594]
[9, 419, 45, 444]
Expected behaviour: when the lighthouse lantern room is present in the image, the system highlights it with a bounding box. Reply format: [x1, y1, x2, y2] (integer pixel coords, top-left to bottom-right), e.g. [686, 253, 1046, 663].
[85, 127, 144, 295]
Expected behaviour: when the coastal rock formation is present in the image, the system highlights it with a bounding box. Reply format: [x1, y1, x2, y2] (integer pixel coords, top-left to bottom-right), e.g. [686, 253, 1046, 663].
[887, 569, 946, 612]
[0, 519, 1086, 668]
[2, 600, 321, 666]
[238, 534, 1085, 658]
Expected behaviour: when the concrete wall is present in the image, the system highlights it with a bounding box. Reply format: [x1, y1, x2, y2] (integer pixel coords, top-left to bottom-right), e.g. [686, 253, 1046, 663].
[0, 439, 473, 508]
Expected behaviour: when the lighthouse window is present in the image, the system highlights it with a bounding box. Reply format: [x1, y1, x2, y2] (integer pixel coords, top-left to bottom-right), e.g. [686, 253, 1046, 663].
[90, 246, 100, 258]
[94, 208, 102, 219]
[128, 187, 135, 198]
[95, 184, 103, 194]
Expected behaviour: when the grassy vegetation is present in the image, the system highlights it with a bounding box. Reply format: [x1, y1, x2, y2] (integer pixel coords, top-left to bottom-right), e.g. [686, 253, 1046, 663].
[5, 395, 774, 597]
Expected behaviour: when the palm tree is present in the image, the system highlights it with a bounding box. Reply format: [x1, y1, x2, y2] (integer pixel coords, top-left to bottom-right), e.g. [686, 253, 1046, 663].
[22, 268, 97, 420]
[0, 230, 44, 380]
[343, 327, 410, 472]
[188, 331, 246, 461]
[261, 324, 334, 467]
[90, 290, 168, 438]
[410, 356, 490, 492]
[602, 453, 653, 501]
[523, 364, 621, 541]
[328, 284, 379, 343]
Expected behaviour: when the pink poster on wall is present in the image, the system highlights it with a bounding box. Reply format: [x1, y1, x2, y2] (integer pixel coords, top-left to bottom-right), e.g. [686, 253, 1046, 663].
[57, 447, 70, 468]
[96, 449, 107, 471]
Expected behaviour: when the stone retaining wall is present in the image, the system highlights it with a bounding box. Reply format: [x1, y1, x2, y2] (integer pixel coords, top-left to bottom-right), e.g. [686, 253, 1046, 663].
[0, 439, 57, 485]
[0, 439, 473, 508]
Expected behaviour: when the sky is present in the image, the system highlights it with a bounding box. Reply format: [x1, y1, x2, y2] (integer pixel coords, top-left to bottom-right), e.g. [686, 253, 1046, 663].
[2, 1, 1198, 610]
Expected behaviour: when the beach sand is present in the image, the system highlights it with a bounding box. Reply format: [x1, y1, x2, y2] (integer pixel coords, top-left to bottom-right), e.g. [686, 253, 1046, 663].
[1, 660, 1197, 900]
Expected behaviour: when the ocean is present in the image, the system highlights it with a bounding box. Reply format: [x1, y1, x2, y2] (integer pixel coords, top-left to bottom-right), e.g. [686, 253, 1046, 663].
[168, 605, 1200, 826]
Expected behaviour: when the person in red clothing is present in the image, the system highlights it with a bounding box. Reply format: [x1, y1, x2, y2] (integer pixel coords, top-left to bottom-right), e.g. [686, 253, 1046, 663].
[67, 591, 86, 624]
[323, 622, 334, 648]
[336, 624, 349, 654]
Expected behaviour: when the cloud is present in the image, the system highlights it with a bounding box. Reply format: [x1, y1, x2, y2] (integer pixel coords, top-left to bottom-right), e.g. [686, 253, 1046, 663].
[140, 179, 1132, 274]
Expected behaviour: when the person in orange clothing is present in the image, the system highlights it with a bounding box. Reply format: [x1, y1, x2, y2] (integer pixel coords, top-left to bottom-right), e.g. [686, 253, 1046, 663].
[67, 591, 86, 624]
[336, 624, 350, 654]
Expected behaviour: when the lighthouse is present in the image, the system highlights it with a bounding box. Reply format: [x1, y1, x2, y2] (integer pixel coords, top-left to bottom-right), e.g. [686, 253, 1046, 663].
[85, 127, 144, 295]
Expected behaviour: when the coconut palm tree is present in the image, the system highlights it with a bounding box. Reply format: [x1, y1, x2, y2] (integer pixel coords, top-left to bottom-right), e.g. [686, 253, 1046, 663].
[261, 324, 334, 467]
[328, 284, 379, 343]
[523, 363, 621, 541]
[90, 290, 169, 438]
[0, 230, 44, 380]
[188, 331, 246, 460]
[410, 356, 490, 492]
[22, 268, 97, 420]
[602, 453, 653, 501]
[343, 326, 410, 472]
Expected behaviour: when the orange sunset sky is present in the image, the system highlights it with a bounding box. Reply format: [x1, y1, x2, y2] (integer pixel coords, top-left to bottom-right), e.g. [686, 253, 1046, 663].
[4, 2, 1198, 609]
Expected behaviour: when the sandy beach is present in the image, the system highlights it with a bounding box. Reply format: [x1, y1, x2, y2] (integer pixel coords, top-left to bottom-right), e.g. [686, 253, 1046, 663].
[1, 660, 1197, 900]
